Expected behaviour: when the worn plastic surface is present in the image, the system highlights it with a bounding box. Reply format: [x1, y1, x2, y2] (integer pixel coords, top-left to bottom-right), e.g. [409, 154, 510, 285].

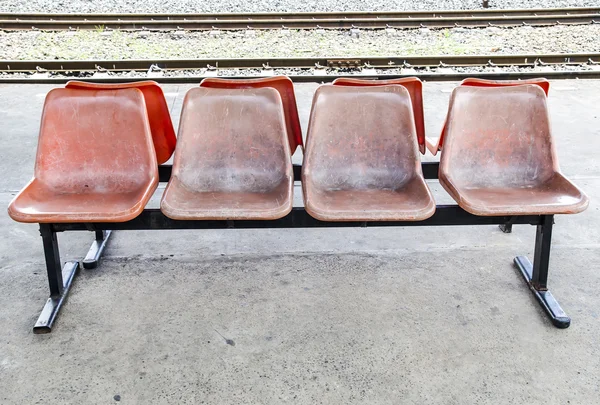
[332, 77, 426, 155]
[429, 78, 551, 155]
[200, 76, 303, 154]
[439, 85, 588, 216]
[66, 80, 176, 164]
[8, 88, 159, 223]
[302, 85, 435, 221]
[161, 87, 293, 220]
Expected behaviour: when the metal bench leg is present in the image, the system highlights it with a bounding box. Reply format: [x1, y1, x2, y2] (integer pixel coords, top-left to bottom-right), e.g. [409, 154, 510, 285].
[514, 215, 571, 328]
[34, 224, 79, 334]
[82, 230, 112, 269]
[499, 216, 515, 233]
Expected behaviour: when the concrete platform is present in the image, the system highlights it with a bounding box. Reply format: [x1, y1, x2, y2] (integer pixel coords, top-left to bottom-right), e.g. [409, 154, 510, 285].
[1, 80, 599, 404]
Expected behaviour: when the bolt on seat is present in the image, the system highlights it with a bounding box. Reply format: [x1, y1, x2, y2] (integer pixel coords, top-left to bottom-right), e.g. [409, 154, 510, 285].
[302, 85, 435, 221]
[439, 85, 588, 216]
[66, 80, 177, 164]
[428, 78, 550, 155]
[332, 77, 427, 155]
[160, 87, 293, 220]
[8, 88, 159, 223]
[199, 76, 303, 154]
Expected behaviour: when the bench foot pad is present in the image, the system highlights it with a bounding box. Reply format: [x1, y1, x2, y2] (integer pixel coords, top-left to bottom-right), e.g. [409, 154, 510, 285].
[82, 230, 112, 270]
[33, 261, 79, 334]
[514, 256, 570, 329]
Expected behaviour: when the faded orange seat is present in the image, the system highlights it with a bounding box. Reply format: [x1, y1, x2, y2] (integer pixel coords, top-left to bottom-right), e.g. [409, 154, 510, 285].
[200, 76, 303, 154]
[332, 77, 426, 155]
[8, 88, 159, 223]
[429, 78, 550, 155]
[439, 85, 588, 216]
[160, 87, 293, 220]
[302, 85, 435, 221]
[66, 80, 176, 164]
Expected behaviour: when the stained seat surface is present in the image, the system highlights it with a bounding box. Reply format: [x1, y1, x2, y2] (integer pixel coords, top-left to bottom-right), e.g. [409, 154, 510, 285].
[332, 77, 427, 155]
[302, 85, 435, 221]
[439, 85, 588, 216]
[199, 76, 303, 154]
[8, 88, 159, 223]
[66, 80, 177, 164]
[160, 87, 293, 220]
[428, 78, 551, 155]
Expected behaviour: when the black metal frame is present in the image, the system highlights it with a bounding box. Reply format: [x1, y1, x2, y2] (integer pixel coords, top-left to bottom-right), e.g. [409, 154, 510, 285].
[33, 162, 570, 333]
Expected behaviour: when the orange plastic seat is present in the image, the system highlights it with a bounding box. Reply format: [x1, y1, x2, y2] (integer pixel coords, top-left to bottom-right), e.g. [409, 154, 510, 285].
[429, 78, 551, 155]
[66, 80, 176, 164]
[160, 87, 293, 220]
[8, 88, 159, 223]
[439, 85, 588, 216]
[200, 76, 303, 154]
[302, 85, 435, 221]
[332, 77, 426, 155]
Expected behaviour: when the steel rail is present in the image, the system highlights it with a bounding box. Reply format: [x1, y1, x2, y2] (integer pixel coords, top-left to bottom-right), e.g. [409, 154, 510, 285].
[1, 53, 598, 72]
[2, 71, 600, 84]
[0, 7, 598, 30]
[1, 53, 599, 83]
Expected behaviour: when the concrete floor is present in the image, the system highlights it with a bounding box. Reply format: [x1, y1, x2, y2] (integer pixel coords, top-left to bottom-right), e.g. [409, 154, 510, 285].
[0, 80, 599, 404]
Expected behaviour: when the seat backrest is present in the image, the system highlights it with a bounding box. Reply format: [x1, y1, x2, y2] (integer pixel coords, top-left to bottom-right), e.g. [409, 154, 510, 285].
[435, 78, 551, 154]
[440, 85, 557, 188]
[173, 87, 291, 192]
[199, 76, 303, 155]
[304, 84, 420, 190]
[65, 80, 176, 164]
[332, 77, 426, 155]
[36, 88, 157, 190]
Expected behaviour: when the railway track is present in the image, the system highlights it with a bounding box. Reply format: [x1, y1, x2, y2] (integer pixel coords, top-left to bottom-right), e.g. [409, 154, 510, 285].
[0, 7, 599, 30]
[1, 53, 599, 83]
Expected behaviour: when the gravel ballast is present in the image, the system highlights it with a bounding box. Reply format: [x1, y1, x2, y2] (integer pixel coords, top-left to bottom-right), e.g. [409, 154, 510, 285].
[0, 25, 598, 61]
[0, 0, 599, 13]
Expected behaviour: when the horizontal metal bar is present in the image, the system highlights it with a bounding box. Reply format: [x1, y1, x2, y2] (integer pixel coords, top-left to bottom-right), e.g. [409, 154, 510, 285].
[51, 206, 542, 232]
[421, 162, 439, 180]
[159, 162, 440, 183]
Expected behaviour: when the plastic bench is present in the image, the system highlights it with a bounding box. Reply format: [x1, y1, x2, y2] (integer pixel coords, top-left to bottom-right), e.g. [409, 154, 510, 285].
[8, 78, 588, 333]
